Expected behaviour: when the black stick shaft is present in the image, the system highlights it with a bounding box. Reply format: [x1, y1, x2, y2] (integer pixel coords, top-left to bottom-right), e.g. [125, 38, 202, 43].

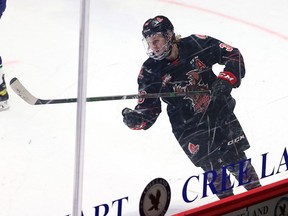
[10, 77, 211, 105]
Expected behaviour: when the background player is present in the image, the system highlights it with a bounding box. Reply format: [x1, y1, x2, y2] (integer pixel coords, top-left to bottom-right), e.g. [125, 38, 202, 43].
[0, 0, 8, 111]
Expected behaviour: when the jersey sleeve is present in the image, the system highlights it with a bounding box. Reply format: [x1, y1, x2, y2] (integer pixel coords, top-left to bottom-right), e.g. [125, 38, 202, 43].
[195, 35, 246, 87]
[134, 64, 162, 130]
[218, 41, 245, 87]
[217, 39, 245, 87]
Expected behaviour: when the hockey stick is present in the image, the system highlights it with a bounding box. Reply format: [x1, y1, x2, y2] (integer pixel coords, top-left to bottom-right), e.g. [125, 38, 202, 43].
[10, 77, 211, 105]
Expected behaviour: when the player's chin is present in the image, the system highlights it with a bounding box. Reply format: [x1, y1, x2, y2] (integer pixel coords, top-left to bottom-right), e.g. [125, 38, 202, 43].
[155, 51, 163, 57]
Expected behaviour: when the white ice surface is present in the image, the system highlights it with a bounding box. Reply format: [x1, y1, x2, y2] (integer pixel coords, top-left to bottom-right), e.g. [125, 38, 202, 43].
[0, 0, 288, 215]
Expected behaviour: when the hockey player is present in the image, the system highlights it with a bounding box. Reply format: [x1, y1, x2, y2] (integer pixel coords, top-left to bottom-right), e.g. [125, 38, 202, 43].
[0, 0, 8, 111]
[122, 15, 261, 199]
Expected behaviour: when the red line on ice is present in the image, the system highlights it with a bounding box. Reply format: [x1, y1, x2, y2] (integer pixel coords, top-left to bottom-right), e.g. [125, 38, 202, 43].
[4, 60, 21, 65]
[159, 0, 288, 40]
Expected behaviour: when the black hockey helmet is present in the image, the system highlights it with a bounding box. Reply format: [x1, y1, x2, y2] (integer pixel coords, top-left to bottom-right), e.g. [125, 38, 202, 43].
[142, 16, 175, 60]
[142, 15, 174, 38]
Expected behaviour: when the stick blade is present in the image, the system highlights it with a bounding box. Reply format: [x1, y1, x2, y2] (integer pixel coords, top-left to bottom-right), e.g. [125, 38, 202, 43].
[10, 78, 39, 105]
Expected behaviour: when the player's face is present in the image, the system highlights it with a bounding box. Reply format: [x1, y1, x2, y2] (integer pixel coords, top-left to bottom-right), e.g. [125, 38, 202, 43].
[145, 33, 168, 57]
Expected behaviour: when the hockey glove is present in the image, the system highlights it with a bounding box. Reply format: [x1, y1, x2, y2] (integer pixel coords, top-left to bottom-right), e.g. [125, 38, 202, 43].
[122, 108, 147, 130]
[212, 71, 238, 95]
[209, 74, 236, 122]
[212, 78, 233, 96]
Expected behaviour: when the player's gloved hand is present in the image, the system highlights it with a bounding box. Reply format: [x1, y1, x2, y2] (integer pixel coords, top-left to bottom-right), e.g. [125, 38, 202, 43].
[212, 79, 233, 96]
[212, 71, 237, 96]
[211, 79, 235, 112]
[209, 72, 237, 119]
[122, 108, 147, 130]
[211, 71, 237, 106]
